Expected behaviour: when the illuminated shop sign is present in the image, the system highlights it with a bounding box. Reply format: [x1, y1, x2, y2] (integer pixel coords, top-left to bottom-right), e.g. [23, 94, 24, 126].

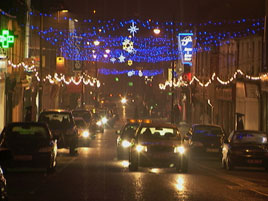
[178, 33, 193, 66]
[0, 29, 15, 48]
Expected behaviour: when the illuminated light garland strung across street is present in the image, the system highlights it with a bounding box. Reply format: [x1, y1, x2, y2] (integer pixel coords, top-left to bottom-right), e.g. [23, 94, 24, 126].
[28, 11, 264, 63]
[8, 60, 37, 72]
[34, 72, 101, 87]
[159, 70, 268, 90]
[98, 68, 163, 76]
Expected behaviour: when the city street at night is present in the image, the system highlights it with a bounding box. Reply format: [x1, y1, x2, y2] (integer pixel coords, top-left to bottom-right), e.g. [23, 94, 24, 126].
[5, 122, 268, 201]
[1, 1, 268, 201]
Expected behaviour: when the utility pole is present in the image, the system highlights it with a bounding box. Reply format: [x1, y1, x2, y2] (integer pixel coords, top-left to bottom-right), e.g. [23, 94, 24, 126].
[24, 0, 31, 58]
[38, 0, 43, 115]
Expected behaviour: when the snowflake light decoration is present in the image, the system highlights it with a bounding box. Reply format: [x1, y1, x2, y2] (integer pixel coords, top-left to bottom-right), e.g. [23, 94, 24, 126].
[128, 22, 139, 37]
[123, 39, 134, 53]
[118, 53, 126, 63]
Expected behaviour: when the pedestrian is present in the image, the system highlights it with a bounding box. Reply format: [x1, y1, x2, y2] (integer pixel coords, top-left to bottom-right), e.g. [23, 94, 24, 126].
[25, 106, 32, 122]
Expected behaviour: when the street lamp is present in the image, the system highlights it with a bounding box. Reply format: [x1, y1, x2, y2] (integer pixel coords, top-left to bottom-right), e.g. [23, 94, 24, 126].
[93, 40, 100, 108]
[153, 28, 161, 35]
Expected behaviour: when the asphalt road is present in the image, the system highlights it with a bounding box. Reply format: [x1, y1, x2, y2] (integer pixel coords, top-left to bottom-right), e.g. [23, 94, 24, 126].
[5, 121, 268, 201]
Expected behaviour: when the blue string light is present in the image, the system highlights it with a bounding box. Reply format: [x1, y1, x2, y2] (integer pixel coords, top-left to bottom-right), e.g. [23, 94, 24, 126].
[98, 68, 163, 76]
[28, 11, 264, 63]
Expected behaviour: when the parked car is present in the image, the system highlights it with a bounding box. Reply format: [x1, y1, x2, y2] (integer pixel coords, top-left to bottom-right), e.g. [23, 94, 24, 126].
[187, 124, 225, 154]
[0, 166, 7, 201]
[38, 109, 78, 155]
[222, 130, 268, 171]
[74, 117, 92, 146]
[0, 122, 57, 173]
[128, 122, 188, 172]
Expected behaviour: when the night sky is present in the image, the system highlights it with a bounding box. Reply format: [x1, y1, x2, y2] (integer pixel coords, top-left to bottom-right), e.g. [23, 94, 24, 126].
[64, 0, 264, 21]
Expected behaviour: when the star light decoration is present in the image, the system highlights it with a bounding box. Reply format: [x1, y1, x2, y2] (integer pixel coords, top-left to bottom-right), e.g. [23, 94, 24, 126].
[128, 22, 139, 37]
[118, 53, 126, 63]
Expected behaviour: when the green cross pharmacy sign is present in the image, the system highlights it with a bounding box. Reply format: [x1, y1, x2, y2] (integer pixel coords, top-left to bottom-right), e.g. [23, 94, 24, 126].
[0, 30, 15, 48]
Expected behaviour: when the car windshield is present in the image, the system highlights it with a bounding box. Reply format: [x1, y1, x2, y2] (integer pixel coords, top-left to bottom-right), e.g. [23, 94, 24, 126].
[139, 126, 178, 139]
[39, 113, 72, 129]
[73, 111, 91, 122]
[233, 132, 268, 144]
[193, 126, 223, 137]
[122, 124, 139, 138]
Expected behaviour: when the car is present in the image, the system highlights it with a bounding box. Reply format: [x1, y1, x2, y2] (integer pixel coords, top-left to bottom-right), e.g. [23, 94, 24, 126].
[0, 166, 7, 201]
[222, 130, 268, 171]
[72, 109, 92, 127]
[116, 120, 141, 160]
[38, 109, 78, 155]
[187, 124, 225, 154]
[0, 122, 57, 173]
[90, 112, 106, 134]
[128, 122, 188, 172]
[74, 117, 92, 146]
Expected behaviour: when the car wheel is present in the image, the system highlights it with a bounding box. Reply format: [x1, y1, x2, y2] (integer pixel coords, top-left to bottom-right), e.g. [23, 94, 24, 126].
[226, 156, 234, 170]
[221, 157, 226, 169]
[117, 151, 123, 160]
[176, 156, 188, 173]
[129, 152, 138, 171]
[0, 181, 7, 201]
[47, 158, 56, 174]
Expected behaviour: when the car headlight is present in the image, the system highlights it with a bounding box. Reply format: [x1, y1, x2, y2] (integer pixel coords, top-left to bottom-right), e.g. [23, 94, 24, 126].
[82, 130, 90, 138]
[101, 117, 108, 124]
[96, 121, 102, 126]
[174, 146, 185, 154]
[136, 145, 147, 152]
[122, 140, 131, 148]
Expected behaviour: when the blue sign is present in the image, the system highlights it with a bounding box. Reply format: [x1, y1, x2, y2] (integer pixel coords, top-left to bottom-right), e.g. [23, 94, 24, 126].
[178, 33, 193, 66]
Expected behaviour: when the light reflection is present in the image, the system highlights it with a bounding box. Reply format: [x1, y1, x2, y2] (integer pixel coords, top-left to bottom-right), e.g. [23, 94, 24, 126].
[150, 168, 159, 173]
[175, 176, 185, 191]
[121, 160, 129, 168]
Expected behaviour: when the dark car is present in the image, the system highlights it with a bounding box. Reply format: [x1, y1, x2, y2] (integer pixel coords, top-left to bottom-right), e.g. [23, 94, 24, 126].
[74, 117, 92, 146]
[90, 112, 106, 134]
[128, 122, 188, 172]
[188, 124, 225, 153]
[72, 109, 92, 126]
[0, 122, 57, 173]
[0, 166, 7, 201]
[222, 130, 268, 171]
[38, 109, 78, 155]
[116, 121, 140, 160]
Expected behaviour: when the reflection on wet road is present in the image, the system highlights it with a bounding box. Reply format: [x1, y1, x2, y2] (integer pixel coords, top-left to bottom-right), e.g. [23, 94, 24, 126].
[5, 123, 268, 201]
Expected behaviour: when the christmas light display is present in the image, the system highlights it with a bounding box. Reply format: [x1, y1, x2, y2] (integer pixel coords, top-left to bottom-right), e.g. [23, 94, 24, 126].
[8, 60, 37, 72]
[159, 69, 268, 90]
[28, 11, 264, 64]
[98, 68, 163, 76]
[128, 22, 139, 37]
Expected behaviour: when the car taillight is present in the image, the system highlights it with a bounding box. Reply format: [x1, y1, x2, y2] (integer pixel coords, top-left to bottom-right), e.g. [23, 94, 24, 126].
[38, 146, 51, 153]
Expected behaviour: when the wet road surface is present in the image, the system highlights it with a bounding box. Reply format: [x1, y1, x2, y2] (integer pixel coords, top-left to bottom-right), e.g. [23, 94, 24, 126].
[5, 122, 268, 201]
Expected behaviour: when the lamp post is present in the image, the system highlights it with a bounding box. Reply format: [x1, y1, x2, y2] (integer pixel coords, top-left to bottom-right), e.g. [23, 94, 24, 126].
[38, 7, 43, 115]
[93, 40, 100, 108]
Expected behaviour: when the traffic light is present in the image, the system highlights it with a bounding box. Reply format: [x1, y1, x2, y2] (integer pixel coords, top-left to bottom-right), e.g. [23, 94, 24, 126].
[115, 77, 119, 82]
